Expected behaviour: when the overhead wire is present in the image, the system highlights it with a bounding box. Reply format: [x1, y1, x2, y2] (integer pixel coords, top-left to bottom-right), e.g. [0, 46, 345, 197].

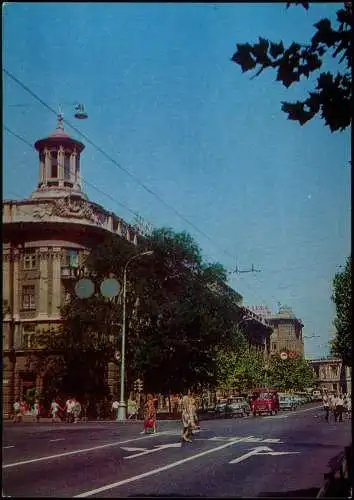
[4, 124, 270, 307]
[3, 67, 237, 264]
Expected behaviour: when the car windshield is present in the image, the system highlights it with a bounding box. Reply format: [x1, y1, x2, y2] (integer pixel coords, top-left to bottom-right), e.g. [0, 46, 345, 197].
[229, 398, 244, 404]
[259, 393, 272, 400]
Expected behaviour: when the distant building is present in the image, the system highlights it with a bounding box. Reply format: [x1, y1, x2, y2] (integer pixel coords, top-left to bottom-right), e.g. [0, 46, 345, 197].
[309, 358, 348, 393]
[249, 305, 304, 357]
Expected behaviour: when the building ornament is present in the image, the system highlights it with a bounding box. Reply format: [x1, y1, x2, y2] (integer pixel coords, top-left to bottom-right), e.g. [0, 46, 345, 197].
[33, 197, 108, 226]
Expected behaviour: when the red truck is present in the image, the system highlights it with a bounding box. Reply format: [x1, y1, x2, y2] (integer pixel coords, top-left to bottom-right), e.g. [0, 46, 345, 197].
[250, 388, 279, 417]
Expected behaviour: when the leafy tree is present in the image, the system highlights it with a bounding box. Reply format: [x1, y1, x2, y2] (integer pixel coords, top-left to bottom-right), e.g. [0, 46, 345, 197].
[267, 353, 315, 390]
[215, 335, 267, 394]
[330, 255, 352, 365]
[231, 2, 352, 131]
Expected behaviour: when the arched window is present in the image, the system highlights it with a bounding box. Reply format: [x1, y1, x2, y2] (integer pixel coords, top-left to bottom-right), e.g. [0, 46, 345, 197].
[51, 151, 58, 178]
[64, 152, 71, 180]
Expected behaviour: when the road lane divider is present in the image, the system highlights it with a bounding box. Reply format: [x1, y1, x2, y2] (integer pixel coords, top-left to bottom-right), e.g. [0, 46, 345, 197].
[49, 439, 65, 442]
[3, 446, 15, 449]
[2, 432, 165, 469]
[74, 435, 255, 498]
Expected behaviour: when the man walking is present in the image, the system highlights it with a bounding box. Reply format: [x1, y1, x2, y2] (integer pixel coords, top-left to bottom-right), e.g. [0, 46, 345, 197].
[111, 398, 119, 420]
[322, 394, 330, 422]
[334, 393, 345, 422]
[65, 397, 74, 424]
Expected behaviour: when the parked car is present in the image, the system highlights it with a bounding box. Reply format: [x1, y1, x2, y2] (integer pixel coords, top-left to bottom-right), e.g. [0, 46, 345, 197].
[225, 397, 251, 418]
[251, 389, 280, 416]
[214, 398, 227, 417]
[278, 394, 297, 411]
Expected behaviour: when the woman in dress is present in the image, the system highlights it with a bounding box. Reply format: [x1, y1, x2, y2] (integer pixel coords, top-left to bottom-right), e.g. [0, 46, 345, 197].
[181, 395, 195, 443]
[143, 394, 157, 433]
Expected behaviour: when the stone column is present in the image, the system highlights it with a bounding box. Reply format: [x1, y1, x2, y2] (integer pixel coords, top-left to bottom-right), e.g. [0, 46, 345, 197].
[38, 248, 49, 319]
[44, 148, 51, 183]
[12, 248, 20, 321]
[51, 248, 62, 318]
[71, 151, 77, 185]
[58, 146, 64, 187]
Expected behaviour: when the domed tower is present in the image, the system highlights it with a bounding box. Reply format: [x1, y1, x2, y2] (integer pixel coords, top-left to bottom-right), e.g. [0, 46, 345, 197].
[31, 113, 87, 200]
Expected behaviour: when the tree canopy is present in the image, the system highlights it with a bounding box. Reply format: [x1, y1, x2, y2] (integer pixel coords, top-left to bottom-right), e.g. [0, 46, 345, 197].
[330, 255, 352, 365]
[231, 2, 352, 132]
[267, 353, 315, 391]
[34, 227, 247, 401]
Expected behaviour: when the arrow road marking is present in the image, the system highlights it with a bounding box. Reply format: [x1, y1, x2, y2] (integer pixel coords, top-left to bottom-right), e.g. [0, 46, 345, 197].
[209, 436, 283, 444]
[229, 446, 273, 464]
[75, 436, 252, 497]
[124, 443, 181, 459]
[229, 446, 300, 464]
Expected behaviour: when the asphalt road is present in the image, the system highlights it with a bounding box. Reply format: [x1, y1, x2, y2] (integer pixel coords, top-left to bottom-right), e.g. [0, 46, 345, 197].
[2, 404, 351, 498]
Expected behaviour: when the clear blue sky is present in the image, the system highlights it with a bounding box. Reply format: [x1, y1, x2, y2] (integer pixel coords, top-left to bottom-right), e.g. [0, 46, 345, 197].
[3, 3, 350, 359]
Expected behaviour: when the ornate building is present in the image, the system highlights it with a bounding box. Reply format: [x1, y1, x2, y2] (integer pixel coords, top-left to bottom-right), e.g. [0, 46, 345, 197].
[309, 358, 347, 393]
[2, 115, 143, 417]
[248, 305, 304, 357]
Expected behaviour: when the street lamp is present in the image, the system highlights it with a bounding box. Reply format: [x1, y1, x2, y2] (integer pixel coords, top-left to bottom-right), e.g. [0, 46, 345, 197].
[117, 250, 154, 421]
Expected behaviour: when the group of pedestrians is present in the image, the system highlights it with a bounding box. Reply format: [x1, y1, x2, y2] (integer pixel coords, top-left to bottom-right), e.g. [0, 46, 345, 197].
[50, 396, 82, 423]
[322, 392, 351, 422]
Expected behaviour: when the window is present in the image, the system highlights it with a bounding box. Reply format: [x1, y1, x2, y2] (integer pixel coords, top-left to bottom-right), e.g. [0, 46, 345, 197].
[75, 154, 80, 175]
[22, 285, 36, 310]
[63, 249, 79, 268]
[23, 251, 37, 270]
[22, 324, 35, 349]
[272, 343, 277, 351]
[51, 151, 58, 178]
[64, 152, 71, 180]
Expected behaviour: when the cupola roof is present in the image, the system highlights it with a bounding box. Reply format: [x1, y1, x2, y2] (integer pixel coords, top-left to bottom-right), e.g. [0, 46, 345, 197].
[34, 113, 85, 153]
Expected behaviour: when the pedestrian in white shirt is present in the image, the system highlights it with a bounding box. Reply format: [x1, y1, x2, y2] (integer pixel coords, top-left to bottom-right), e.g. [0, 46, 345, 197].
[111, 399, 119, 420]
[50, 399, 62, 423]
[13, 400, 22, 423]
[334, 394, 345, 422]
[64, 397, 72, 423]
[322, 394, 330, 422]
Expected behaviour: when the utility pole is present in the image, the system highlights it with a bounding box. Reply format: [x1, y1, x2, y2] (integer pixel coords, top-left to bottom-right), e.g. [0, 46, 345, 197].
[230, 263, 261, 275]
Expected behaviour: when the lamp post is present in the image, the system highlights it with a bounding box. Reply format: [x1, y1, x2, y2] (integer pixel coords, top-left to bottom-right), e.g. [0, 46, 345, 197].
[117, 250, 154, 421]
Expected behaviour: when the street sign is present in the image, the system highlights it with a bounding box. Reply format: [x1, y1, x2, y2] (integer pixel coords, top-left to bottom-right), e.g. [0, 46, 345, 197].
[114, 351, 121, 362]
[100, 278, 121, 299]
[280, 351, 288, 360]
[75, 279, 95, 299]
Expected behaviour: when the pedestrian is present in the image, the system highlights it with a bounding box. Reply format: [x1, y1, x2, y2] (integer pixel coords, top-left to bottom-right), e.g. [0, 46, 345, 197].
[181, 395, 194, 443]
[13, 400, 22, 423]
[65, 396, 75, 423]
[32, 400, 41, 423]
[334, 393, 345, 423]
[111, 398, 119, 420]
[50, 398, 62, 423]
[322, 394, 330, 422]
[328, 393, 335, 421]
[127, 396, 138, 420]
[143, 394, 157, 434]
[73, 398, 82, 423]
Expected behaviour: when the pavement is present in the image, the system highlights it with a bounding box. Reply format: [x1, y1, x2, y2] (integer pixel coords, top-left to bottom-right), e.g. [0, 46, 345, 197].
[2, 404, 351, 498]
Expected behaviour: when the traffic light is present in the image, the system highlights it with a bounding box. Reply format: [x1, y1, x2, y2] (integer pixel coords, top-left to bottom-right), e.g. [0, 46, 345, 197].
[134, 378, 143, 393]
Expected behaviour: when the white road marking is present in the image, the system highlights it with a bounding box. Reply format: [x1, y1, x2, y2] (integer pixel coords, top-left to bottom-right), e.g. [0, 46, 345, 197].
[2, 432, 163, 469]
[49, 438, 65, 442]
[229, 446, 300, 464]
[229, 446, 272, 464]
[121, 447, 147, 452]
[3, 446, 15, 449]
[124, 443, 181, 459]
[74, 436, 254, 497]
[209, 436, 283, 444]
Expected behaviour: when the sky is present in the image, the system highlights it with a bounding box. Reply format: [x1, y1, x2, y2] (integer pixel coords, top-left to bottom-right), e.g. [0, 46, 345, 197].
[3, 2, 351, 359]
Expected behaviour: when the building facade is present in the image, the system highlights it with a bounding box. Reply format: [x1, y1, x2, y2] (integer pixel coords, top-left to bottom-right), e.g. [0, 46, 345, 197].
[249, 305, 304, 357]
[2, 115, 144, 417]
[308, 358, 347, 393]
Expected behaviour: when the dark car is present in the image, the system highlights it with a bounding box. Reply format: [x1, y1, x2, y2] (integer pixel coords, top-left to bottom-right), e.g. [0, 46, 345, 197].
[214, 398, 228, 417]
[225, 397, 251, 418]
